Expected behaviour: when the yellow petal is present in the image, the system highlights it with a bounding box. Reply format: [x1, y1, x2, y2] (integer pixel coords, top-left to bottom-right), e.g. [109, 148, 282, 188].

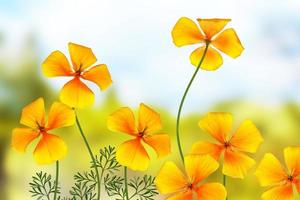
[12, 128, 39, 152]
[60, 77, 94, 109]
[223, 150, 255, 179]
[20, 98, 46, 129]
[191, 141, 223, 160]
[33, 133, 67, 165]
[197, 18, 231, 40]
[190, 46, 223, 70]
[185, 155, 219, 185]
[212, 28, 244, 58]
[138, 103, 162, 135]
[171, 17, 204, 47]
[144, 134, 171, 158]
[42, 50, 73, 77]
[107, 107, 138, 136]
[155, 161, 187, 194]
[196, 183, 227, 200]
[47, 102, 75, 130]
[81, 64, 112, 91]
[116, 139, 149, 171]
[261, 184, 293, 200]
[68, 42, 97, 71]
[254, 153, 287, 187]
[198, 112, 232, 143]
[230, 120, 263, 153]
[167, 190, 193, 200]
[284, 147, 300, 177]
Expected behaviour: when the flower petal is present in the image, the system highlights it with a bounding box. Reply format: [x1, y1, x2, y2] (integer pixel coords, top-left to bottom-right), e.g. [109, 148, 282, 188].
[107, 107, 138, 136]
[144, 134, 171, 158]
[198, 112, 232, 143]
[42, 50, 73, 77]
[155, 161, 187, 194]
[261, 184, 293, 200]
[212, 28, 244, 58]
[20, 98, 46, 129]
[230, 120, 263, 153]
[60, 77, 94, 109]
[295, 179, 300, 194]
[68, 42, 97, 71]
[116, 139, 149, 171]
[196, 183, 227, 200]
[171, 17, 204, 47]
[47, 102, 75, 130]
[284, 147, 300, 177]
[33, 134, 67, 164]
[138, 103, 162, 135]
[81, 64, 112, 91]
[190, 46, 223, 71]
[12, 128, 39, 152]
[254, 153, 287, 187]
[191, 141, 223, 160]
[167, 190, 193, 200]
[197, 18, 231, 40]
[223, 150, 255, 179]
[185, 155, 219, 185]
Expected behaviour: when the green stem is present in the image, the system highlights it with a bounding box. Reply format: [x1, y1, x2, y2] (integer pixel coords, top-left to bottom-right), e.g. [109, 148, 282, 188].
[75, 112, 101, 200]
[223, 175, 228, 200]
[175, 42, 210, 164]
[124, 167, 129, 200]
[53, 161, 59, 200]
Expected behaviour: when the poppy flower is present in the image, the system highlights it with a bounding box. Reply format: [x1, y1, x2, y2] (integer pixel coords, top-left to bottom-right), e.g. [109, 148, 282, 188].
[191, 112, 263, 178]
[155, 155, 227, 200]
[255, 147, 300, 200]
[172, 17, 244, 70]
[107, 103, 170, 171]
[12, 98, 75, 164]
[42, 42, 112, 108]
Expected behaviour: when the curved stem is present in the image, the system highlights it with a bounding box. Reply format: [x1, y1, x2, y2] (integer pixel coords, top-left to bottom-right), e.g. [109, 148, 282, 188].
[124, 167, 129, 200]
[53, 161, 59, 200]
[75, 112, 101, 200]
[223, 175, 228, 200]
[176, 42, 210, 163]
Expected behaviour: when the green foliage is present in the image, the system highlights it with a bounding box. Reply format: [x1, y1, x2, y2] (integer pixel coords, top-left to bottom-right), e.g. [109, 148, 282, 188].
[93, 145, 121, 173]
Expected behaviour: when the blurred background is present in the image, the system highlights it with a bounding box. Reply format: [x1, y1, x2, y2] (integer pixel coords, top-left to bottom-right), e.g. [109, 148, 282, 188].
[1, 0, 300, 199]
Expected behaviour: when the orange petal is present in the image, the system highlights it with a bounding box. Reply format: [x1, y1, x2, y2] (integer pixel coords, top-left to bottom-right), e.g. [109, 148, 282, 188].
[42, 50, 73, 77]
[144, 134, 171, 158]
[223, 150, 255, 179]
[230, 120, 263, 153]
[295, 179, 300, 194]
[261, 184, 293, 200]
[138, 103, 162, 135]
[33, 133, 67, 164]
[190, 46, 223, 71]
[81, 64, 112, 91]
[171, 17, 204, 47]
[11, 128, 39, 152]
[185, 155, 219, 185]
[20, 98, 46, 129]
[212, 28, 244, 58]
[167, 190, 193, 200]
[191, 141, 223, 160]
[284, 147, 300, 177]
[68, 42, 97, 71]
[47, 102, 75, 130]
[198, 112, 232, 143]
[107, 107, 138, 136]
[155, 161, 187, 194]
[196, 183, 227, 200]
[60, 77, 94, 109]
[254, 153, 287, 187]
[116, 139, 149, 171]
[197, 18, 231, 40]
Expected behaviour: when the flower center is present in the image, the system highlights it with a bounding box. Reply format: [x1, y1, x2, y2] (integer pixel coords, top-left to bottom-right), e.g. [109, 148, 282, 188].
[224, 141, 231, 149]
[287, 175, 294, 182]
[187, 183, 193, 190]
[138, 127, 147, 137]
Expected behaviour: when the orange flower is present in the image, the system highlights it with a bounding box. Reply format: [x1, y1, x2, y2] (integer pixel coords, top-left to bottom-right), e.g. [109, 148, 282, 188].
[172, 17, 244, 70]
[155, 155, 227, 200]
[42, 42, 112, 108]
[255, 147, 300, 200]
[107, 103, 170, 171]
[12, 98, 75, 164]
[191, 112, 263, 178]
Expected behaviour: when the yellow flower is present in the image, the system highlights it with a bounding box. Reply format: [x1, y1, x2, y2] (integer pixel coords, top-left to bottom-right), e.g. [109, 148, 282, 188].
[191, 112, 263, 178]
[155, 155, 227, 200]
[255, 147, 300, 200]
[12, 98, 75, 164]
[42, 42, 112, 108]
[172, 17, 244, 70]
[107, 103, 171, 171]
